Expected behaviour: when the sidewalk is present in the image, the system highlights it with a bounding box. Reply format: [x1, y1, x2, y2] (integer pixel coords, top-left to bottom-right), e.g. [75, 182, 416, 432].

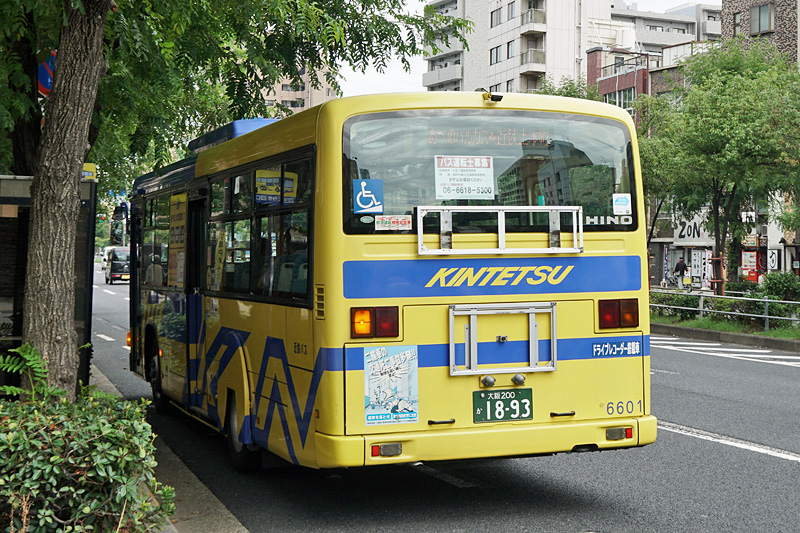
[91, 365, 249, 533]
[651, 323, 800, 352]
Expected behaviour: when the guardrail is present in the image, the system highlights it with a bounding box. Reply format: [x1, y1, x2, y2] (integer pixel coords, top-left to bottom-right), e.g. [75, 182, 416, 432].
[649, 289, 800, 332]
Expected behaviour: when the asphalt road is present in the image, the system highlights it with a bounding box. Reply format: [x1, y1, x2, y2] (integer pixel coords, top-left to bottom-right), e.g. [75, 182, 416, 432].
[90, 268, 800, 532]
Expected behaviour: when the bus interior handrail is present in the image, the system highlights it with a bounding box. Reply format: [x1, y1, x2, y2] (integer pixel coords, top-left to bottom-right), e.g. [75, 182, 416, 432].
[416, 205, 584, 256]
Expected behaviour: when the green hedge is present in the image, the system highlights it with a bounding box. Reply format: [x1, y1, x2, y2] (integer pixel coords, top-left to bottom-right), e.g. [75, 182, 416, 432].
[0, 345, 174, 532]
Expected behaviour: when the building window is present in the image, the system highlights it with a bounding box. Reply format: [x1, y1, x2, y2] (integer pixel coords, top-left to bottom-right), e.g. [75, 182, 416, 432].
[672, 28, 686, 34]
[604, 87, 636, 113]
[507, 40, 515, 60]
[733, 12, 742, 35]
[506, 80, 514, 92]
[490, 46, 502, 65]
[750, 4, 775, 35]
[489, 83, 501, 92]
[647, 25, 664, 32]
[491, 8, 502, 27]
[507, 1, 516, 20]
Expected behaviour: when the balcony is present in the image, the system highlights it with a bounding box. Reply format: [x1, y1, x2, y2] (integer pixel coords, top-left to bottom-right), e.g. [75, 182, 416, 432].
[422, 63, 464, 87]
[427, 37, 465, 60]
[520, 9, 546, 35]
[703, 19, 721, 36]
[520, 48, 546, 74]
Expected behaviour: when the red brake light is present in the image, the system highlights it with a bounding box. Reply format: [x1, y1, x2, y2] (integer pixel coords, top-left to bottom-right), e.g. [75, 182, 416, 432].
[375, 307, 399, 337]
[598, 300, 620, 329]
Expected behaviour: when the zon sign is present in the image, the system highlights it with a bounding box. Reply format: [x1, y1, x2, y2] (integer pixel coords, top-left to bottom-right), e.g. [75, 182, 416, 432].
[673, 214, 713, 246]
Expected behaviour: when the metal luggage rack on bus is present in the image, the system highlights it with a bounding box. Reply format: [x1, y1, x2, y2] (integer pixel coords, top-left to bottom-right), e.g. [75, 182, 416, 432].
[416, 205, 584, 255]
[449, 302, 558, 376]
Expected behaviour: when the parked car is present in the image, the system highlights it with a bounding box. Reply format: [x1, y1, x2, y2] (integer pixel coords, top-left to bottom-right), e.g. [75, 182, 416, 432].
[104, 246, 130, 284]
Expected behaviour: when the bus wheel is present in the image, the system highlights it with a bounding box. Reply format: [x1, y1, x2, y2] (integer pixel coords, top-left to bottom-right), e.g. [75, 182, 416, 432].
[149, 351, 171, 414]
[226, 395, 259, 473]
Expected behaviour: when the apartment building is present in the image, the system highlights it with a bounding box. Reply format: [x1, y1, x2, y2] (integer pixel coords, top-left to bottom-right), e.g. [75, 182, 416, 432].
[722, 0, 798, 62]
[264, 72, 338, 113]
[610, 4, 701, 58]
[424, 0, 614, 93]
[666, 3, 723, 40]
[588, 3, 721, 113]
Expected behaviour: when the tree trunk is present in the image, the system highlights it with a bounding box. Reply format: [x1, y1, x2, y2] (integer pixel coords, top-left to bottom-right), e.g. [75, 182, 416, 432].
[23, 0, 111, 401]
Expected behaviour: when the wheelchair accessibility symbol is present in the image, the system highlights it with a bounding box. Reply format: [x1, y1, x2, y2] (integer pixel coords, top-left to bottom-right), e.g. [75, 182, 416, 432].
[354, 179, 384, 214]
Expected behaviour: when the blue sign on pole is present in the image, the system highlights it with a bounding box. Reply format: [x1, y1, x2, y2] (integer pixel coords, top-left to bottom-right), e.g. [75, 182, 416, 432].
[38, 50, 56, 97]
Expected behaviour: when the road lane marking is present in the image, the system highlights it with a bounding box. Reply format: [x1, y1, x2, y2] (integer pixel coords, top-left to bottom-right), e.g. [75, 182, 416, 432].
[652, 339, 721, 347]
[657, 345, 800, 368]
[651, 368, 679, 375]
[659, 421, 800, 463]
[103, 289, 116, 295]
[96, 334, 115, 342]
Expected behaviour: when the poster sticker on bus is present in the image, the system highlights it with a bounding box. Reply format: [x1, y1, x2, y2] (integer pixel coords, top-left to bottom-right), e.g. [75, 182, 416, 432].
[364, 345, 419, 425]
[435, 155, 494, 200]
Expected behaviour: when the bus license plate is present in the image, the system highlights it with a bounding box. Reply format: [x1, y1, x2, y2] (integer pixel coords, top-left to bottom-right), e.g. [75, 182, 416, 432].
[473, 389, 532, 423]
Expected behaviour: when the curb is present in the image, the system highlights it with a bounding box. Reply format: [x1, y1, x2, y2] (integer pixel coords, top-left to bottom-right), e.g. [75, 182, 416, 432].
[90, 365, 248, 533]
[651, 323, 800, 352]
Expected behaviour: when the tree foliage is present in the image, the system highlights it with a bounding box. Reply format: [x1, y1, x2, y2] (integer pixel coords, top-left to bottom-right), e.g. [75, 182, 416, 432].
[0, 0, 470, 398]
[642, 38, 800, 291]
[536, 75, 602, 101]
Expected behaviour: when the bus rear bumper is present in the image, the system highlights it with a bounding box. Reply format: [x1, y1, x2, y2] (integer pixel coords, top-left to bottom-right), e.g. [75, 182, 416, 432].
[315, 415, 657, 468]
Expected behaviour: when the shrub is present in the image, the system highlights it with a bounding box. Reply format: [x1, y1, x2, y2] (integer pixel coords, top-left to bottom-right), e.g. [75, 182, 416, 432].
[0, 346, 174, 532]
[649, 292, 701, 320]
[725, 280, 758, 295]
[760, 271, 800, 302]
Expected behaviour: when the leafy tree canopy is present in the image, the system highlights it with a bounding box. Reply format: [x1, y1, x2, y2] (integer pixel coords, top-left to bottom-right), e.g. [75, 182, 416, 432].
[536, 75, 601, 101]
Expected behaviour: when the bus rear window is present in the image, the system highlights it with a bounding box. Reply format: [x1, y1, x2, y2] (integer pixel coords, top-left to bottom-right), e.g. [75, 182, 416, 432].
[342, 110, 637, 234]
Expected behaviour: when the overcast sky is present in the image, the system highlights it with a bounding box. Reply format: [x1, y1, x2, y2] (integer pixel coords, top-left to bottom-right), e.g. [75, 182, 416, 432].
[338, 0, 720, 97]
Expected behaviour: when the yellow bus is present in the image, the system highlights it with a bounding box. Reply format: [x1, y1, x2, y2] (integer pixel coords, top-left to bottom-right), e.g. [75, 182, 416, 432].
[129, 92, 656, 471]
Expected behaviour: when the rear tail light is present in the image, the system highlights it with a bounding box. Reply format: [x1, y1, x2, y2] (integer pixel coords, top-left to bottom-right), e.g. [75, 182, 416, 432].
[606, 427, 634, 440]
[375, 307, 399, 337]
[599, 299, 639, 329]
[351, 306, 399, 338]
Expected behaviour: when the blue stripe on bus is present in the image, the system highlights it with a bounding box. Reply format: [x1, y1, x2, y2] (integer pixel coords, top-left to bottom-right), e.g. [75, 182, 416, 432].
[343, 335, 649, 370]
[343, 256, 641, 299]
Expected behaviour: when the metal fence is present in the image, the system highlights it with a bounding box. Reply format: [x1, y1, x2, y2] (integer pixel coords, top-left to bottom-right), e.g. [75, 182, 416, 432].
[649, 289, 800, 332]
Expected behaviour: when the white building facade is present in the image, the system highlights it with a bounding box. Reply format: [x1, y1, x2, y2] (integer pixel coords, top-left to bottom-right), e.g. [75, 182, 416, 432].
[424, 0, 616, 92]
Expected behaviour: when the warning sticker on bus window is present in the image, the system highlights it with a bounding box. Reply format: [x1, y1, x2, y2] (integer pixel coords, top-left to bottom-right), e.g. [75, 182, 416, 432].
[364, 345, 419, 426]
[435, 155, 494, 200]
[375, 215, 412, 231]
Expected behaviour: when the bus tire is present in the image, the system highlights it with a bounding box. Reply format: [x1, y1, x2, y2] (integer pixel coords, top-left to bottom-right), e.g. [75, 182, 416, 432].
[226, 394, 259, 473]
[149, 348, 171, 415]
